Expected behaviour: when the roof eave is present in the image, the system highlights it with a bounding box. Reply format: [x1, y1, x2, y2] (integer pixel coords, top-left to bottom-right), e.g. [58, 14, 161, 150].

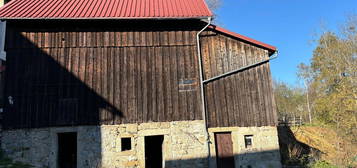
[0, 16, 213, 20]
[209, 25, 277, 56]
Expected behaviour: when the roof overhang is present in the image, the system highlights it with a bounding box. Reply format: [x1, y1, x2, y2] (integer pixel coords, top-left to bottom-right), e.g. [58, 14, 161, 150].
[0, 16, 211, 20]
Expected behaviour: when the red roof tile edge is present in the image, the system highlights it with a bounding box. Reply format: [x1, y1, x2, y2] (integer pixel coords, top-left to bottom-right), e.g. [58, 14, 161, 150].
[0, 16, 212, 19]
[209, 25, 277, 53]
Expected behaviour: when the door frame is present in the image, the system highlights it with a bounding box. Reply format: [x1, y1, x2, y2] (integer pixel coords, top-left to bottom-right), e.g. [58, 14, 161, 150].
[208, 127, 240, 168]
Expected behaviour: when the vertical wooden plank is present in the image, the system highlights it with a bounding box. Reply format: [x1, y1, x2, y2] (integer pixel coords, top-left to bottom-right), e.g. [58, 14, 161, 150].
[146, 31, 153, 47]
[104, 31, 110, 47]
[207, 35, 218, 126]
[7, 49, 17, 127]
[99, 46, 111, 124]
[134, 46, 142, 123]
[161, 31, 169, 46]
[107, 47, 114, 124]
[77, 47, 86, 124]
[205, 83, 217, 127]
[247, 47, 257, 126]
[202, 33, 215, 126]
[145, 47, 152, 122]
[44, 31, 50, 48]
[100, 47, 107, 124]
[114, 47, 122, 124]
[163, 46, 172, 121]
[169, 46, 179, 121]
[266, 61, 278, 125]
[217, 36, 229, 127]
[201, 34, 211, 79]
[247, 46, 257, 126]
[240, 44, 249, 126]
[41, 48, 49, 126]
[149, 47, 157, 121]
[140, 31, 146, 46]
[72, 47, 79, 124]
[155, 31, 162, 46]
[128, 46, 137, 123]
[223, 39, 236, 126]
[176, 31, 183, 45]
[177, 45, 188, 120]
[89, 46, 98, 123]
[119, 47, 126, 124]
[191, 45, 202, 120]
[127, 31, 134, 47]
[258, 49, 268, 126]
[233, 42, 244, 126]
[184, 45, 194, 120]
[122, 47, 129, 123]
[156, 47, 164, 121]
[140, 46, 148, 122]
[252, 48, 263, 126]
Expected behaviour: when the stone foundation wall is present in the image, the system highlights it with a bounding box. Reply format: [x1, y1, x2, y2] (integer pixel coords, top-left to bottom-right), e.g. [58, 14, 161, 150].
[1, 120, 208, 168]
[2, 121, 281, 168]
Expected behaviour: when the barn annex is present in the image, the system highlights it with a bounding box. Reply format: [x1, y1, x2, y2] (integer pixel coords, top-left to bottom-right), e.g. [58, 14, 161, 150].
[0, 0, 281, 167]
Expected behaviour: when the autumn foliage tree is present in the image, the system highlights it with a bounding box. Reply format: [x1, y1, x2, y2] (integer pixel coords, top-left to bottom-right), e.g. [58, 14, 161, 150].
[298, 16, 357, 142]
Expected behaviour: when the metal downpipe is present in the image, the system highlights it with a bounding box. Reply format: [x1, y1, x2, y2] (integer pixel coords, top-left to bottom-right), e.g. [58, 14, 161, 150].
[196, 17, 212, 167]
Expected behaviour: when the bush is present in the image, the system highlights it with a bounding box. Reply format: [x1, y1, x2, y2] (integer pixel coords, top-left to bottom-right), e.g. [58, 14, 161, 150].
[0, 150, 33, 168]
[309, 160, 337, 168]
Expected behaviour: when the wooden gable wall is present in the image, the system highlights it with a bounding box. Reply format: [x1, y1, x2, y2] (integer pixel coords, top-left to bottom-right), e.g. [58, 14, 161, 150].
[200, 30, 278, 127]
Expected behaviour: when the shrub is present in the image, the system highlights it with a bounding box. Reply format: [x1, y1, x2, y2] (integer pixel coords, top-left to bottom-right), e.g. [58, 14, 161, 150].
[309, 160, 337, 168]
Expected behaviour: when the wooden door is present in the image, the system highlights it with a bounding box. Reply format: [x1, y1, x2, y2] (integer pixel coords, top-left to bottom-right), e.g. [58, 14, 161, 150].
[215, 132, 235, 168]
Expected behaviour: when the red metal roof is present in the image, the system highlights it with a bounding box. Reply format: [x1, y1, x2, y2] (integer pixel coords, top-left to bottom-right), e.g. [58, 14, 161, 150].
[210, 25, 277, 53]
[0, 0, 212, 19]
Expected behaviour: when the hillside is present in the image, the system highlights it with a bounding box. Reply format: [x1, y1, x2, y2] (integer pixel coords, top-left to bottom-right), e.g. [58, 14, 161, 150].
[279, 126, 357, 167]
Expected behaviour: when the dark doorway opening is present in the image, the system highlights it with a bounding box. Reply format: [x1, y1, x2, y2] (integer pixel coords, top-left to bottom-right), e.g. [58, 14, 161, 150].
[58, 132, 77, 168]
[145, 135, 164, 168]
[214, 132, 235, 168]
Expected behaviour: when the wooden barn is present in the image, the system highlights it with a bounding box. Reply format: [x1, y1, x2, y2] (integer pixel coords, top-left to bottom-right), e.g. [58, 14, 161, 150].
[0, 0, 281, 168]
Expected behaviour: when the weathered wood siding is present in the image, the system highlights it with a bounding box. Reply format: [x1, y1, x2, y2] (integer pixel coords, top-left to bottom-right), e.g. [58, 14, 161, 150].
[3, 20, 203, 129]
[3, 20, 278, 129]
[201, 30, 278, 127]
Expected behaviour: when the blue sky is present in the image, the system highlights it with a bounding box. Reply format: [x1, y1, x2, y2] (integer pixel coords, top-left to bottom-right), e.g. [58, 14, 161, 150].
[215, 0, 357, 86]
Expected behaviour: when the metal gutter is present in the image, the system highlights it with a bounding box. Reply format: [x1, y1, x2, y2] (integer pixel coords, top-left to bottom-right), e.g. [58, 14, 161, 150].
[196, 17, 212, 167]
[0, 20, 6, 61]
[203, 51, 278, 84]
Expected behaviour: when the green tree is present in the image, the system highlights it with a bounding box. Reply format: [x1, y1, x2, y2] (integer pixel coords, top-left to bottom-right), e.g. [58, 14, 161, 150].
[297, 16, 357, 142]
[273, 80, 306, 123]
[297, 63, 314, 123]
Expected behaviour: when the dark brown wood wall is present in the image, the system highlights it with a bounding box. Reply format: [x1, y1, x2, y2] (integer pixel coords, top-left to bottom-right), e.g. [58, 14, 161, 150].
[201, 30, 278, 127]
[3, 21, 203, 129]
[3, 20, 277, 129]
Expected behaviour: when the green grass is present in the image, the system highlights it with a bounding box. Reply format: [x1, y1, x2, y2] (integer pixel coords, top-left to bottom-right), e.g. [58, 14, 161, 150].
[0, 150, 33, 168]
[309, 160, 338, 168]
